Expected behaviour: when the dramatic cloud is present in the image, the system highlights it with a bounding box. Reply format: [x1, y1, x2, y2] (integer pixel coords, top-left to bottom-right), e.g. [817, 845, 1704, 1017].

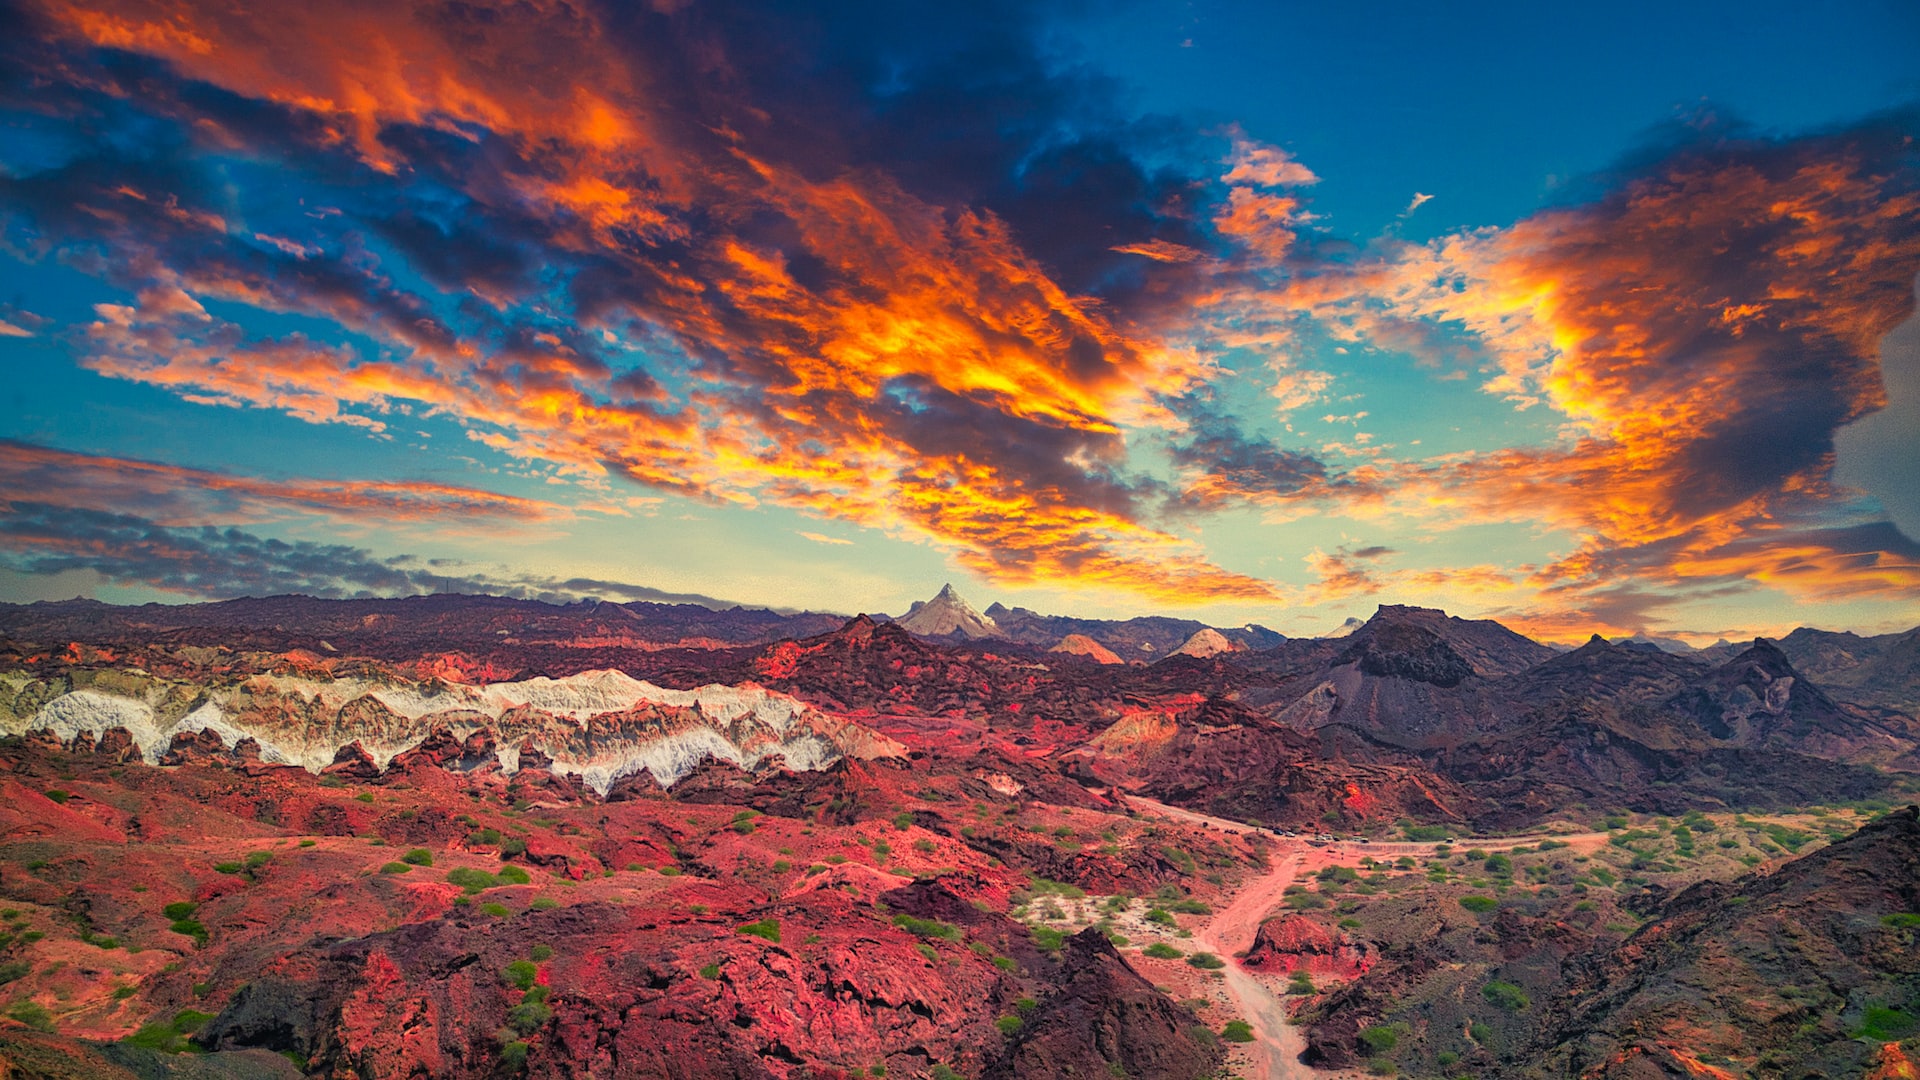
[1289, 116, 1920, 622]
[0, 1, 1914, 625]
[0, 0, 1280, 604]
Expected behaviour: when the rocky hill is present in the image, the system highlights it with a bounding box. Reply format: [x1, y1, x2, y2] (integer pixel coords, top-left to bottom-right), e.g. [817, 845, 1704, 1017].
[1525, 806, 1920, 1078]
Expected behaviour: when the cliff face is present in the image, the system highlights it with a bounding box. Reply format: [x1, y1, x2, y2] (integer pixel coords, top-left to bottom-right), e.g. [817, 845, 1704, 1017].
[2, 667, 904, 795]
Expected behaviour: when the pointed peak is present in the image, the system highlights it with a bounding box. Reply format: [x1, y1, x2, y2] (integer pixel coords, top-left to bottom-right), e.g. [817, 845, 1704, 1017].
[896, 583, 1003, 639]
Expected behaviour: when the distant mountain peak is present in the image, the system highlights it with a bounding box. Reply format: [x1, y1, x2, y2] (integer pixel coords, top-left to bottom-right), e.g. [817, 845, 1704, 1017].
[1050, 633, 1122, 664]
[1322, 617, 1366, 639]
[1169, 627, 1243, 659]
[895, 584, 1003, 640]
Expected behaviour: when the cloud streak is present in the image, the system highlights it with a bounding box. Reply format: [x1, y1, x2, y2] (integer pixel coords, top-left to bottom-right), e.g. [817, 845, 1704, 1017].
[0, 501, 732, 606]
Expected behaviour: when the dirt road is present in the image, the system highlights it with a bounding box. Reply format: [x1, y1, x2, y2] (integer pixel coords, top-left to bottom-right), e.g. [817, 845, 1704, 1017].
[1191, 849, 1313, 1080]
[1125, 796, 1611, 1078]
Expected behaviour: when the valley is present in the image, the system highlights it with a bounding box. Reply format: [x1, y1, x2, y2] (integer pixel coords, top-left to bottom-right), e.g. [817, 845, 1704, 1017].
[0, 590, 1914, 1078]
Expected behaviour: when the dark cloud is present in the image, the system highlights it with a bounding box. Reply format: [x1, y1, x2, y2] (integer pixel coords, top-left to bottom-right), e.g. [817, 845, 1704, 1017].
[1168, 408, 1334, 511]
[0, 501, 736, 607]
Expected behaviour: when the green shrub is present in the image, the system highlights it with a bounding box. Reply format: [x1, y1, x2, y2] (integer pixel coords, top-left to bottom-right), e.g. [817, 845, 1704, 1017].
[530, 944, 554, 961]
[0, 962, 28, 985]
[1359, 1025, 1398, 1052]
[1459, 895, 1497, 913]
[402, 849, 434, 866]
[1468, 1021, 1493, 1044]
[354, 792, 375, 803]
[505, 1000, 551, 1035]
[480, 902, 510, 917]
[1029, 926, 1065, 952]
[1185, 952, 1225, 970]
[1145, 908, 1176, 926]
[1222, 1019, 1255, 1042]
[991, 956, 1017, 971]
[995, 1015, 1023, 1036]
[447, 867, 497, 893]
[497, 865, 531, 885]
[737, 919, 782, 944]
[504, 960, 539, 991]
[1481, 980, 1530, 1012]
[380, 862, 412, 875]
[1142, 942, 1183, 959]
[1025, 877, 1085, 899]
[500, 1041, 529, 1069]
[213, 862, 243, 875]
[7, 999, 50, 1030]
[122, 1021, 186, 1049]
[891, 914, 960, 940]
[699, 963, 721, 979]
[1880, 913, 1920, 929]
[162, 901, 198, 920]
[893, 812, 914, 830]
[1857, 1005, 1918, 1042]
[529, 897, 558, 910]
[169, 919, 208, 946]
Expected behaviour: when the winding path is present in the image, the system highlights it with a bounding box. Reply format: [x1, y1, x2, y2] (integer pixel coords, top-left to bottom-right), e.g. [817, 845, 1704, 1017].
[1123, 796, 1613, 1079]
[1192, 849, 1312, 1080]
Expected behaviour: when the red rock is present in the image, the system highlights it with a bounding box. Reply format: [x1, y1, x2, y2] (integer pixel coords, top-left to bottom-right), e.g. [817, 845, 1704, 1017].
[321, 742, 382, 779]
[1244, 914, 1375, 977]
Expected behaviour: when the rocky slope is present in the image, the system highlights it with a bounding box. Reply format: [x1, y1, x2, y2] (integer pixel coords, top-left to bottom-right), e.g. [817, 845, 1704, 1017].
[0, 721, 1260, 1079]
[1290, 805, 1920, 1077]
[1524, 806, 1920, 1078]
[0, 665, 903, 795]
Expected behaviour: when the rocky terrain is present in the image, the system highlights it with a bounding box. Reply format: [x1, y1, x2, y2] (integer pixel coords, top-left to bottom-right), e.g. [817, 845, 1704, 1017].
[0, 590, 1913, 1078]
[1283, 804, 1920, 1079]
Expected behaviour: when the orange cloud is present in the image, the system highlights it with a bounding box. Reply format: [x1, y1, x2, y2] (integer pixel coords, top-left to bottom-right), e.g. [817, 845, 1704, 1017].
[14, 0, 1277, 607]
[1292, 122, 1920, 615]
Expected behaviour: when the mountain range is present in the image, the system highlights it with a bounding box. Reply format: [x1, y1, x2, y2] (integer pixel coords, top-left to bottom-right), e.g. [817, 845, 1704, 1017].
[0, 587, 1915, 1078]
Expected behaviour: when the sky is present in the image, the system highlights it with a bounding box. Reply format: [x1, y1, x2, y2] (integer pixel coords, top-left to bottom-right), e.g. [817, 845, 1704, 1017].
[0, 0, 1916, 642]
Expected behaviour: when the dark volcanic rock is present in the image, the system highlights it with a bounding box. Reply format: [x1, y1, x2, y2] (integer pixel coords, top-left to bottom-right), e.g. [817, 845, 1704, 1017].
[1522, 806, 1920, 1079]
[984, 928, 1223, 1080]
[1429, 704, 1890, 828]
[1338, 622, 1477, 688]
